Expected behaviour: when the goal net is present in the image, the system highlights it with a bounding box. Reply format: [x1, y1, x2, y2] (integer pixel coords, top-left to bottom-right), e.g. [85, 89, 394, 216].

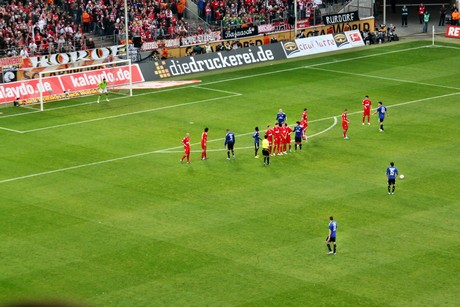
[37, 59, 133, 111]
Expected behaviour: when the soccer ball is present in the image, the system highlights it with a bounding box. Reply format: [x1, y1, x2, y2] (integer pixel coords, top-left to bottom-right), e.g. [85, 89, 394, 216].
[399, 174, 405, 179]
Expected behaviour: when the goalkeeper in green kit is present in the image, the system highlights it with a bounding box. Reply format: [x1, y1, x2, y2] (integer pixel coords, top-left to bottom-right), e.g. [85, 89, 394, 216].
[97, 78, 109, 103]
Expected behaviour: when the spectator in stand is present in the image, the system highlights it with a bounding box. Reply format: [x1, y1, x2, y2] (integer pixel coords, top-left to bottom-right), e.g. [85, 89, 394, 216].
[39, 39, 49, 54]
[82, 10, 91, 33]
[197, 0, 205, 19]
[19, 46, 29, 57]
[205, 3, 212, 24]
[211, 0, 219, 22]
[57, 35, 66, 52]
[418, 3, 426, 24]
[28, 40, 38, 55]
[87, 37, 95, 49]
[177, 0, 186, 21]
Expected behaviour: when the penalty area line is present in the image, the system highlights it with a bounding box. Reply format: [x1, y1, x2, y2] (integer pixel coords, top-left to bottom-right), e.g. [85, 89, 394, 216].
[0, 126, 24, 133]
[18, 93, 241, 134]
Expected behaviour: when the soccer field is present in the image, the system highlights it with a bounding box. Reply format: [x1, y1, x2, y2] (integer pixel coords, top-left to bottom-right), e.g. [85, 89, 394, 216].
[1, 40, 459, 306]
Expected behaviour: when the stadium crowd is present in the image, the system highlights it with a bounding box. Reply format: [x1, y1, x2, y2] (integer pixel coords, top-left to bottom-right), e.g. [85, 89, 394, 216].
[0, 0, 319, 58]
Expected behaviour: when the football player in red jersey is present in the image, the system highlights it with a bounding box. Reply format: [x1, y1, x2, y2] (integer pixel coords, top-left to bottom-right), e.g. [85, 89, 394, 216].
[273, 122, 282, 155]
[362, 95, 372, 125]
[300, 119, 308, 141]
[265, 124, 274, 155]
[280, 122, 287, 154]
[280, 122, 291, 154]
[180, 133, 191, 163]
[302, 108, 308, 122]
[284, 122, 293, 153]
[201, 127, 208, 160]
[342, 109, 350, 140]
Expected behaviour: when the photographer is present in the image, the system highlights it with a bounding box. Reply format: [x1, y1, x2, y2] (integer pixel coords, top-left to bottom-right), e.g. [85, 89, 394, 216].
[377, 24, 386, 43]
[387, 24, 397, 42]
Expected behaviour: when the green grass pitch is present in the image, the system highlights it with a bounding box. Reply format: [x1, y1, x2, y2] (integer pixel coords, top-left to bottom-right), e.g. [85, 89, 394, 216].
[0, 40, 459, 306]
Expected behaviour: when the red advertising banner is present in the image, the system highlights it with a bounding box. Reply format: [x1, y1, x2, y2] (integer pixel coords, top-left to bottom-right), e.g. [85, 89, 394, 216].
[445, 26, 460, 38]
[0, 65, 144, 105]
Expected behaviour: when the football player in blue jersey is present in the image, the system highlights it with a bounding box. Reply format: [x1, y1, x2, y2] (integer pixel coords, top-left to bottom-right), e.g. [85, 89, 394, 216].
[386, 162, 399, 194]
[373, 101, 388, 132]
[293, 121, 304, 152]
[253, 127, 260, 158]
[224, 129, 236, 160]
[326, 216, 337, 255]
[276, 108, 287, 126]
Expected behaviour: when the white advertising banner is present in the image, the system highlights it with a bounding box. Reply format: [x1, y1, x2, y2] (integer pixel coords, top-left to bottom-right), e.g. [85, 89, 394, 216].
[281, 30, 365, 58]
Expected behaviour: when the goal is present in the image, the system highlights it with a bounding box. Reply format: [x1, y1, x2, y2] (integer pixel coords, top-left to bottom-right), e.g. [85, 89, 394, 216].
[38, 58, 133, 111]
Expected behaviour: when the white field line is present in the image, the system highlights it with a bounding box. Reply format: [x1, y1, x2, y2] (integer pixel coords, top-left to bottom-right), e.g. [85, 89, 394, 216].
[19, 104, 38, 111]
[307, 67, 460, 91]
[200, 45, 435, 86]
[433, 45, 460, 50]
[0, 126, 23, 133]
[19, 93, 241, 133]
[192, 86, 242, 96]
[0, 150, 160, 184]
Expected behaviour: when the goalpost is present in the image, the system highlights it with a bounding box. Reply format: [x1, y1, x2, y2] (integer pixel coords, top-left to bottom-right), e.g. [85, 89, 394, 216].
[38, 58, 133, 111]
